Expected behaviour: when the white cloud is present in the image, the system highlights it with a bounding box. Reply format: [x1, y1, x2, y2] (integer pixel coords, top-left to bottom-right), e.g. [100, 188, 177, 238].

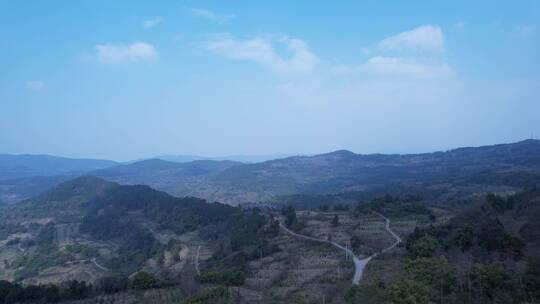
[26, 80, 46, 91]
[331, 57, 454, 80]
[375, 25, 445, 53]
[143, 17, 163, 29]
[191, 8, 235, 23]
[94, 42, 158, 64]
[200, 34, 319, 73]
[339, 25, 454, 80]
[360, 56, 454, 79]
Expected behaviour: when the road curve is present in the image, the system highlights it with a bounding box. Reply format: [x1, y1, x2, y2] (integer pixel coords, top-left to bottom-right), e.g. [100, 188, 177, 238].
[90, 258, 109, 271]
[373, 211, 402, 254]
[279, 211, 401, 285]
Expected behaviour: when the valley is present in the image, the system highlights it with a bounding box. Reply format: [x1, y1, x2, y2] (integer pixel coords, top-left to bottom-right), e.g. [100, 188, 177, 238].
[3, 1, 539, 302]
[0, 141, 539, 303]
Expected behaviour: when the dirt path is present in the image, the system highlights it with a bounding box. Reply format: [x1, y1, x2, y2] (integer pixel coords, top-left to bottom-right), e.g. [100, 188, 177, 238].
[194, 246, 201, 275]
[18, 242, 26, 254]
[90, 258, 109, 271]
[279, 211, 401, 285]
[373, 211, 402, 253]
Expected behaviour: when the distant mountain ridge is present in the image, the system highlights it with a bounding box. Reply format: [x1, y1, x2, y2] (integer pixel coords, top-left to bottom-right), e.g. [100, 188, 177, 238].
[91, 139, 540, 205]
[2, 140, 539, 205]
[0, 154, 117, 180]
[88, 159, 242, 203]
[155, 153, 295, 163]
[92, 158, 240, 186]
[0, 154, 118, 203]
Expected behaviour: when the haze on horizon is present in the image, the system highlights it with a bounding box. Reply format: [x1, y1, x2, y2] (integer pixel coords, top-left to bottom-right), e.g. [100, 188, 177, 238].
[1, 1, 539, 161]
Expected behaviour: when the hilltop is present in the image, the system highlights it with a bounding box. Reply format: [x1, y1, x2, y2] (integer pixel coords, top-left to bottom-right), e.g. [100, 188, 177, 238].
[0, 176, 277, 287]
[1, 140, 539, 206]
[91, 139, 540, 205]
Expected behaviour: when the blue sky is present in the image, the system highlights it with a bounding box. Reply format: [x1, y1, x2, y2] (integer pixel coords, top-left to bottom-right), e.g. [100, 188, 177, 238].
[1, 1, 539, 160]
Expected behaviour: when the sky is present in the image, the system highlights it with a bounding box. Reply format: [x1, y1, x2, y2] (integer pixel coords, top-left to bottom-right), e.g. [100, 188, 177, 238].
[1, 0, 539, 161]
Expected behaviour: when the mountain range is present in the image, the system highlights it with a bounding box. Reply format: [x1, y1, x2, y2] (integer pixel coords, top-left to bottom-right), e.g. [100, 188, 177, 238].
[0, 154, 117, 181]
[89, 139, 540, 205]
[1, 139, 539, 205]
[155, 153, 294, 163]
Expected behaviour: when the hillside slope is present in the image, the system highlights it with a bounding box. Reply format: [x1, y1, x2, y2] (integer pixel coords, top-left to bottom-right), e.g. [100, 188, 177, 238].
[0, 176, 276, 286]
[138, 140, 540, 204]
[91, 159, 241, 201]
[3, 140, 539, 206]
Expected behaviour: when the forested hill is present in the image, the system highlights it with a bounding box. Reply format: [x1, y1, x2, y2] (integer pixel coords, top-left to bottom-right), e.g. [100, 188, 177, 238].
[214, 138, 540, 183]
[396, 187, 540, 302]
[3, 140, 540, 206]
[186, 139, 540, 204]
[13, 175, 240, 227]
[90, 159, 241, 199]
[92, 158, 240, 183]
[0, 176, 277, 284]
[62, 139, 540, 206]
[345, 187, 540, 303]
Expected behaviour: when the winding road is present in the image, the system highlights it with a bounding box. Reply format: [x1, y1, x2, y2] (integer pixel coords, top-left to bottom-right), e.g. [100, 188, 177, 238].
[279, 211, 401, 285]
[194, 245, 201, 275]
[18, 242, 26, 254]
[90, 258, 109, 271]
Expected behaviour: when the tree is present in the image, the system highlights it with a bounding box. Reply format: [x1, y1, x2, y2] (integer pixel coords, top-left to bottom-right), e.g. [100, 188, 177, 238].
[473, 263, 508, 301]
[405, 257, 457, 298]
[525, 258, 540, 300]
[130, 271, 158, 290]
[61, 280, 92, 300]
[97, 275, 128, 294]
[282, 206, 297, 228]
[411, 235, 438, 258]
[351, 235, 362, 251]
[345, 280, 389, 304]
[453, 224, 474, 251]
[389, 279, 431, 304]
[332, 215, 339, 227]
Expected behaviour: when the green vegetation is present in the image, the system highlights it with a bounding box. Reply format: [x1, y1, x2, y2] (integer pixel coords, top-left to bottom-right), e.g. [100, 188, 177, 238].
[1, 142, 539, 304]
[185, 286, 228, 304]
[356, 194, 435, 221]
[197, 208, 280, 286]
[9, 223, 79, 280]
[0, 280, 91, 303]
[129, 271, 159, 290]
[0, 222, 26, 241]
[281, 206, 297, 227]
[348, 189, 540, 303]
[332, 214, 339, 227]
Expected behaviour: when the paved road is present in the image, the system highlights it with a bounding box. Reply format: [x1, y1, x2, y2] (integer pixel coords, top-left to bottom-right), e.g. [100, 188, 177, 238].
[279, 211, 401, 285]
